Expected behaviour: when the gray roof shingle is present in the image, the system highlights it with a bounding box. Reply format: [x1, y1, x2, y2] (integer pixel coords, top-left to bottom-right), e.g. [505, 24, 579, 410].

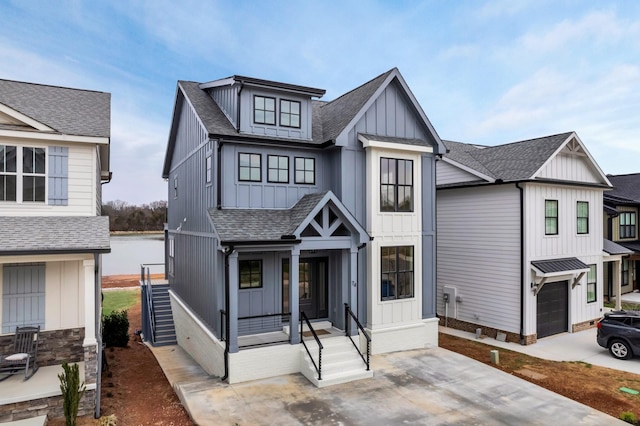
[607, 173, 640, 203]
[0, 79, 110, 138]
[208, 191, 330, 242]
[603, 239, 633, 255]
[443, 133, 573, 182]
[0, 216, 110, 254]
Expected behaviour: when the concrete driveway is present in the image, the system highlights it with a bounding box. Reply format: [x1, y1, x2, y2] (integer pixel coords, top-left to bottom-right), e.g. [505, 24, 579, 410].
[151, 344, 622, 425]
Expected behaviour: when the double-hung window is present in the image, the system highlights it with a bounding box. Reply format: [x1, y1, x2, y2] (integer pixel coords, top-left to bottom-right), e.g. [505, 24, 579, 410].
[280, 99, 301, 128]
[545, 200, 558, 235]
[0, 145, 17, 201]
[0, 145, 46, 203]
[239, 260, 262, 289]
[577, 201, 589, 234]
[254, 96, 276, 125]
[268, 155, 289, 183]
[381, 246, 414, 300]
[294, 157, 315, 185]
[239, 153, 261, 182]
[623, 258, 630, 286]
[620, 212, 636, 239]
[587, 264, 596, 303]
[205, 155, 212, 184]
[380, 158, 413, 212]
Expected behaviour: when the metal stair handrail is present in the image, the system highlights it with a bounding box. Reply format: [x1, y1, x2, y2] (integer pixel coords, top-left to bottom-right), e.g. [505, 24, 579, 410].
[344, 303, 371, 371]
[300, 311, 323, 380]
[140, 264, 156, 344]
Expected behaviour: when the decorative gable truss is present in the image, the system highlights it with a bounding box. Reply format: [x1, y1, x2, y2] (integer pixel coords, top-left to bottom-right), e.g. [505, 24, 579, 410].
[301, 204, 352, 239]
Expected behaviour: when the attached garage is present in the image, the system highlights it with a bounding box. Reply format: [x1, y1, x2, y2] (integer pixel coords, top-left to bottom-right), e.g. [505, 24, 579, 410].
[536, 280, 568, 338]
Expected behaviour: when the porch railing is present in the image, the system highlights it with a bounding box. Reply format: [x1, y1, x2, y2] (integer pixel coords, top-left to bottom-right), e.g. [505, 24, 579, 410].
[300, 311, 323, 381]
[220, 310, 291, 348]
[139, 264, 163, 344]
[344, 303, 370, 371]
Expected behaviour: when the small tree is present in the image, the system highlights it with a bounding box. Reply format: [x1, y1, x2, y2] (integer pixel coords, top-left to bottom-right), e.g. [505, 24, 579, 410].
[58, 362, 86, 426]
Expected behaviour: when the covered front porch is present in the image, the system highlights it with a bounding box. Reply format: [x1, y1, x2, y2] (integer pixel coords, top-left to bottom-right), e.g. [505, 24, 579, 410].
[208, 191, 373, 385]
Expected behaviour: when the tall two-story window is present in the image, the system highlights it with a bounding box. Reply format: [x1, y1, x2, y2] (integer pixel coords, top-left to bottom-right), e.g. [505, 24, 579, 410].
[239, 153, 261, 182]
[254, 96, 276, 125]
[294, 157, 315, 185]
[577, 201, 589, 234]
[545, 200, 558, 235]
[280, 99, 301, 128]
[380, 158, 413, 212]
[239, 260, 262, 289]
[0, 145, 16, 201]
[381, 246, 414, 300]
[268, 155, 289, 183]
[0, 145, 46, 203]
[623, 258, 630, 286]
[587, 264, 596, 303]
[620, 212, 636, 239]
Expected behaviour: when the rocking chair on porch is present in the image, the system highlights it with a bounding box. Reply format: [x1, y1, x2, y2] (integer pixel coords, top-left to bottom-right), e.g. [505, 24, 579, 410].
[0, 326, 40, 381]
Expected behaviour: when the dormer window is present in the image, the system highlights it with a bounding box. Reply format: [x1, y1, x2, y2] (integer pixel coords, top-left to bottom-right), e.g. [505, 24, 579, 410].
[254, 96, 275, 125]
[280, 99, 301, 128]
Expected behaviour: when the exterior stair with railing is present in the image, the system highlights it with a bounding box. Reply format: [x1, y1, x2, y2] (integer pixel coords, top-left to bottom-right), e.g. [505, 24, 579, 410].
[300, 335, 373, 387]
[150, 284, 177, 346]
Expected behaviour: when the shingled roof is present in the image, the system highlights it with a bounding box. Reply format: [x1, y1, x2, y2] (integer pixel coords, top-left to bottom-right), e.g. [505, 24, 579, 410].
[607, 173, 640, 204]
[0, 79, 110, 138]
[0, 216, 110, 254]
[443, 132, 574, 182]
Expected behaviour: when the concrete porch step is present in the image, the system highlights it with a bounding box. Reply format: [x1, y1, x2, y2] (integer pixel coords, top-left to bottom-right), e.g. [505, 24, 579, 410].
[300, 336, 372, 388]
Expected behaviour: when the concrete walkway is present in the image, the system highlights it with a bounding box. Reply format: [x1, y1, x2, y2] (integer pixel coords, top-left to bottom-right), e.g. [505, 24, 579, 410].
[150, 344, 623, 425]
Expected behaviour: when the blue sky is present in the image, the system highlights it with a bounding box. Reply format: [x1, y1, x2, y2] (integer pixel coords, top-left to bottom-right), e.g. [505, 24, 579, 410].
[1, 1, 639, 204]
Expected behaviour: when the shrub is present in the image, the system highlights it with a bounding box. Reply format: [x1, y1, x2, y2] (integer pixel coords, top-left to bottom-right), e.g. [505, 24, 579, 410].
[620, 411, 638, 424]
[58, 362, 86, 426]
[103, 310, 130, 347]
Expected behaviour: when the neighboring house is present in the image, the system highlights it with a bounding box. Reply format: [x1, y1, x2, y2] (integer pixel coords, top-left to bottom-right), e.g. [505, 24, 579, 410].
[436, 132, 613, 344]
[0, 80, 111, 420]
[159, 68, 445, 385]
[603, 173, 640, 300]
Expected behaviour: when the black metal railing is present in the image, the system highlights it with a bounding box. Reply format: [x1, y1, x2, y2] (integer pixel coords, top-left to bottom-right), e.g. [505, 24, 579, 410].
[300, 311, 323, 380]
[140, 264, 162, 344]
[220, 311, 291, 348]
[344, 303, 370, 371]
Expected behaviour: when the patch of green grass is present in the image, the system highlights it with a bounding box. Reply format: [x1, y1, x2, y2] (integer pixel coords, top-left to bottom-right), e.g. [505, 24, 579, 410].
[604, 301, 640, 311]
[102, 289, 139, 316]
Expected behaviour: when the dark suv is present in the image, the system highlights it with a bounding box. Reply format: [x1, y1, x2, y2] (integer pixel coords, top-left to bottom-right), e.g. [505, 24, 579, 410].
[597, 310, 640, 360]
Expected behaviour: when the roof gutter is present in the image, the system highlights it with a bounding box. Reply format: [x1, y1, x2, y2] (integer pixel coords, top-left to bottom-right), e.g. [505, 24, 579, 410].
[516, 182, 525, 345]
[0, 248, 111, 256]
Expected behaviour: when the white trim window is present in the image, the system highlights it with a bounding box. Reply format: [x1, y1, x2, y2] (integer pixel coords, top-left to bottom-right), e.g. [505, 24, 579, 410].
[0, 145, 46, 203]
[587, 264, 596, 303]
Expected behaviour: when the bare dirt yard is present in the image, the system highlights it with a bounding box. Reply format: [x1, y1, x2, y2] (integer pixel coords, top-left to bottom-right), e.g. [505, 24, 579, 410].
[52, 275, 640, 424]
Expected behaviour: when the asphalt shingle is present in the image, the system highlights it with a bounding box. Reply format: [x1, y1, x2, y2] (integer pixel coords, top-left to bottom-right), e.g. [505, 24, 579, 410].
[0, 79, 110, 138]
[0, 216, 110, 254]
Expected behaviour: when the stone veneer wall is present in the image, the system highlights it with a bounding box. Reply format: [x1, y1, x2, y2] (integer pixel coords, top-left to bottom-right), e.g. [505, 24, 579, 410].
[0, 390, 95, 422]
[438, 315, 537, 345]
[572, 318, 599, 333]
[0, 328, 85, 367]
[0, 327, 98, 421]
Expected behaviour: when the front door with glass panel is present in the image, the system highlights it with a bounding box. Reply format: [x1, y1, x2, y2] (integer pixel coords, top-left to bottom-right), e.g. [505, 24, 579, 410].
[283, 257, 328, 320]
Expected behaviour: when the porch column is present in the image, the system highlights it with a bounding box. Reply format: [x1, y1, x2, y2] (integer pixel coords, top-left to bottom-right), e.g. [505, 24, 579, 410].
[83, 258, 97, 346]
[348, 247, 358, 336]
[290, 248, 300, 344]
[228, 251, 239, 353]
[615, 259, 622, 311]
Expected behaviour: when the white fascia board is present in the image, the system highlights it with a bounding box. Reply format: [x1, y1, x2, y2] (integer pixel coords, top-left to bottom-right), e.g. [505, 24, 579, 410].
[532, 132, 612, 187]
[358, 134, 433, 153]
[440, 156, 495, 183]
[0, 129, 109, 144]
[0, 103, 54, 131]
[199, 77, 236, 90]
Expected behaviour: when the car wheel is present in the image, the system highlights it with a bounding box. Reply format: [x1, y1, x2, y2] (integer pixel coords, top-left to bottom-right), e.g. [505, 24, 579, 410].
[609, 339, 632, 360]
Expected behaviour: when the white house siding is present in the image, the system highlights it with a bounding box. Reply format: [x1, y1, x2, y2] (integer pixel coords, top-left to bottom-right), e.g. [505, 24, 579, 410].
[523, 182, 605, 336]
[537, 153, 602, 184]
[436, 185, 521, 334]
[0, 255, 88, 334]
[436, 160, 484, 186]
[0, 140, 96, 216]
[365, 146, 433, 353]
